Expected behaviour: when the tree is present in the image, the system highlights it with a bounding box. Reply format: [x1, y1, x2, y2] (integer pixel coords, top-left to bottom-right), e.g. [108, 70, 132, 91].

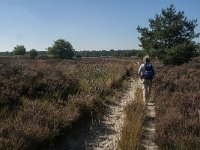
[47, 39, 75, 59]
[13, 45, 26, 55]
[29, 49, 38, 58]
[137, 4, 200, 65]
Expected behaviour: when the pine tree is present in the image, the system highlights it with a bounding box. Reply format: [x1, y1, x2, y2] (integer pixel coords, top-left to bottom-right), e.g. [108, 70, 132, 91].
[137, 4, 199, 65]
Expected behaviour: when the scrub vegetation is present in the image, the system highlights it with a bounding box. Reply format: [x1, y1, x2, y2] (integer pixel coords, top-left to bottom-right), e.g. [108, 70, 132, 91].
[153, 57, 200, 149]
[0, 57, 135, 150]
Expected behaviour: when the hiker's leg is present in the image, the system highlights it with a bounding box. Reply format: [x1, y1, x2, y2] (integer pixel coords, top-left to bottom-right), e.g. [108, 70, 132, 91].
[146, 85, 149, 103]
[146, 80, 151, 103]
[142, 83, 145, 103]
[142, 80, 148, 104]
[148, 80, 152, 101]
[144, 80, 149, 103]
[147, 85, 149, 103]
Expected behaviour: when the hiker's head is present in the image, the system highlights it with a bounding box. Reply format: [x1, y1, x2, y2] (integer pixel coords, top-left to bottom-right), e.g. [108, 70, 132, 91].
[143, 55, 151, 63]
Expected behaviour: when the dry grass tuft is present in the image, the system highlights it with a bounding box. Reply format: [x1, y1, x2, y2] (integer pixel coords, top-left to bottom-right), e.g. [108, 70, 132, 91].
[118, 87, 146, 150]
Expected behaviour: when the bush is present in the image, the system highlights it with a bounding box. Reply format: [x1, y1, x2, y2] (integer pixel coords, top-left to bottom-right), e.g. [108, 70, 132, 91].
[47, 39, 75, 59]
[13, 45, 26, 55]
[29, 49, 38, 58]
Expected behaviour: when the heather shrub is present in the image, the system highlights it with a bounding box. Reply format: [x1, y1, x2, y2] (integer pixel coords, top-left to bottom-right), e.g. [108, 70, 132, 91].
[21, 69, 79, 100]
[0, 100, 79, 150]
[0, 65, 23, 111]
[0, 57, 135, 149]
[154, 57, 200, 149]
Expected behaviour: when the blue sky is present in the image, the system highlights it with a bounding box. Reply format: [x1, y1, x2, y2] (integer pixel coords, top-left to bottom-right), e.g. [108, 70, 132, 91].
[0, 0, 200, 52]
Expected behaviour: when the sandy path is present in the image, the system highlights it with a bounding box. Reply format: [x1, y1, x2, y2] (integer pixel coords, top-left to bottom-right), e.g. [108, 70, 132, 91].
[87, 78, 159, 150]
[45, 78, 159, 150]
[85, 78, 139, 150]
[46, 78, 139, 150]
[141, 99, 159, 149]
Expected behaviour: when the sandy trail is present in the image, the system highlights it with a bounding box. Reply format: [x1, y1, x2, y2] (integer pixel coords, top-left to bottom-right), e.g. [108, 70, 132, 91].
[85, 78, 140, 150]
[46, 78, 159, 150]
[46, 78, 139, 150]
[140, 79, 159, 150]
[141, 103, 159, 150]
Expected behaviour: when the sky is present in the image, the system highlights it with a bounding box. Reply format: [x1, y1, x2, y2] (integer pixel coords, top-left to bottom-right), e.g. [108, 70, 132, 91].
[0, 0, 200, 52]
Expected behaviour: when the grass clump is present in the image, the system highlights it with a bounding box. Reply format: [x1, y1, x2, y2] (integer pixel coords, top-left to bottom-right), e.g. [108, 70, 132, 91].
[118, 87, 146, 150]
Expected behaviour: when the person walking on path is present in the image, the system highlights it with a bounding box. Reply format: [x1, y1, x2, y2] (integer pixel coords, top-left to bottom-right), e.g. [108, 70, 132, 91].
[138, 55, 155, 104]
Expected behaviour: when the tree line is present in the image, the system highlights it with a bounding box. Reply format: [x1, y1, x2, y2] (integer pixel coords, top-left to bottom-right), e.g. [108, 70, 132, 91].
[75, 49, 140, 57]
[0, 46, 140, 58]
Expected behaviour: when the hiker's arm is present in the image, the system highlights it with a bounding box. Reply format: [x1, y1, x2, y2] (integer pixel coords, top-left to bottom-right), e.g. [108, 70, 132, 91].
[138, 65, 142, 75]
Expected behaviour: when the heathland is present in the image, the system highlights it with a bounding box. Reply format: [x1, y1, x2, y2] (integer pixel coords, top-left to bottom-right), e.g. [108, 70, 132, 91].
[0, 56, 200, 150]
[0, 57, 135, 149]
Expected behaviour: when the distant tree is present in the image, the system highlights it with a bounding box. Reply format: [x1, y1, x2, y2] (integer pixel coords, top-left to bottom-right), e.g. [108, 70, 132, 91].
[29, 49, 38, 58]
[13, 45, 26, 55]
[137, 4, 200, 65]
[47, 39, 75, 59]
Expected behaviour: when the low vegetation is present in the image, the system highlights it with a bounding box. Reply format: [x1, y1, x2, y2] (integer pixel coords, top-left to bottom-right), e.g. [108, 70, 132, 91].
[0, 57, 135, 149]
[153, 57, 200, 149]
[118, 87, 146, 149]
[1, 52, 199, 150]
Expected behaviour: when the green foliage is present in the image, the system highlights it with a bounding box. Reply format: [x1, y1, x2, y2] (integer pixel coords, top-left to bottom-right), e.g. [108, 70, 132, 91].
[47, 39, 75, 59]
[29, 49, 38, 58]
[137, 4, 200, 65]
[13, 45, 26, 55]
[162, 42, 196, 65]
[136, 50, 146, 58]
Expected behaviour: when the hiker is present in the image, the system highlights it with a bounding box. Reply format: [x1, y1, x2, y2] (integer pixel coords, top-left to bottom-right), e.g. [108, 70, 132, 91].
[138, 55, 155, 104]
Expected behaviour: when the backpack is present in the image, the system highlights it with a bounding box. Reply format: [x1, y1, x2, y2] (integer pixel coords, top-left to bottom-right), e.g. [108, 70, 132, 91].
[143, 63, 154, 80]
